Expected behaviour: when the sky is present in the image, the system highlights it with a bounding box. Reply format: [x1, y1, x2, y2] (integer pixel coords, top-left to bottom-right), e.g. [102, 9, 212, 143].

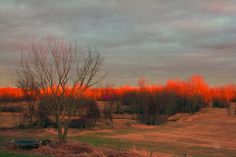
[0, 0, 236, 87]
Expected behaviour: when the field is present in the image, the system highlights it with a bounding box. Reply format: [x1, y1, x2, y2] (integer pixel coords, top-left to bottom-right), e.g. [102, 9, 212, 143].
[0, 108, 236, 157]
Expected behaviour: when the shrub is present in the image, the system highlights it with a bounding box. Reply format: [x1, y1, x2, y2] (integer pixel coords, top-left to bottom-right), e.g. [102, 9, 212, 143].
[0, 105, 22, 112]
[121, 91, 138, 106]
[180, 95, 206, 113]
[85, 98, 101, 125]
[69, 116, 94, 129]
[70, 97, 101, 128]
[212, 98, 229, 108]
[37, 98, 55, 128]
[120, 89, 206, 125]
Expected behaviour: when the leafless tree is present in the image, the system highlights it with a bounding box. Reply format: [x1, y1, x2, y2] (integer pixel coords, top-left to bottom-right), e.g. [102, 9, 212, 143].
[101, 84, 117, 123]
[16, 72, 39, 127]
[137, 77, 149, 123]
[16, 36, 104, 142]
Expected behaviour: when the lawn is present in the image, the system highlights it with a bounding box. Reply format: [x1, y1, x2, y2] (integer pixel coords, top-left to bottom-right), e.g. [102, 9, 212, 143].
[75, 133, 236, 157]
[0, 151, 47, 157]
[71, 108, 236, 157]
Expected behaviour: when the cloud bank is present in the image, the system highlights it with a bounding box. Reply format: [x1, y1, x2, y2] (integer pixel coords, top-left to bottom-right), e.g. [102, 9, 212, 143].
[0, 0, 236, 86]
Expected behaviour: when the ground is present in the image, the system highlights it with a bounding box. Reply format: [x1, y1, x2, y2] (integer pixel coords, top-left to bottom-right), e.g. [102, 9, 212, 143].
[0, 108, 236, 157]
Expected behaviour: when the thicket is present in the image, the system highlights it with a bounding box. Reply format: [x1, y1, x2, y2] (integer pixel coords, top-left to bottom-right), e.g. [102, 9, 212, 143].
[36, 96, 101, 129]
[121, 89, 207, 125]
[212, 97, 230, 108]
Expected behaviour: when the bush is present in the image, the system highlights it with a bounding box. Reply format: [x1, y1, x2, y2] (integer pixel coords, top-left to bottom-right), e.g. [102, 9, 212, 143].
[87, 102, 101, 124]
[70, 97, 101, 128]
[212, 98, 229, 108]
[0, 105, 22, 112]
[120, 89, 206, 125]
[37, 98, 55, 128]
[180, 95, 206, 113]
[36, 96, 100, 129]
[69, 116, 95, 129]
[121, 91, 138, 106]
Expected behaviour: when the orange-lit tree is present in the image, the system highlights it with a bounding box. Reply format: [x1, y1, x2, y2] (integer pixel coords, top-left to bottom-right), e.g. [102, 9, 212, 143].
[16, 36, 104, 142]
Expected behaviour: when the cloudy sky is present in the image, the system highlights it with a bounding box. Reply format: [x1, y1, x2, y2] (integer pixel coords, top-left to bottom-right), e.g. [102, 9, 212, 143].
[0, 0, 236, 87]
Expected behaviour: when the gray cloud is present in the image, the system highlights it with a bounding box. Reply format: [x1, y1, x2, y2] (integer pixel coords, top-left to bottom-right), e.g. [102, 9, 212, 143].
[0, 0, 236, 86]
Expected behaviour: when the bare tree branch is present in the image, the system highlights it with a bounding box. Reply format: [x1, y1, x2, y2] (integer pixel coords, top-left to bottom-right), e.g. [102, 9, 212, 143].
[16, 36, 104, 142]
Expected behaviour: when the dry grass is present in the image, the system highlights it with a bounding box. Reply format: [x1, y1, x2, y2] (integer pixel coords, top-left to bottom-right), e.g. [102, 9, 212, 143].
[0, 108, 236, 157]
[0, 112, 22, 128]
[78, 108, 236, 156]
[13, 142, 141, 157]
[107, 108, 236, 150]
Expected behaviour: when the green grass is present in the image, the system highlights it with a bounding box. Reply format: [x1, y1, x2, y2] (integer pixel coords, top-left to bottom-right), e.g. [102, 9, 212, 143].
[0, 136, 15, 141]
[0, 136, 9, 143]
[73, 131, 236, 157]
[74, 134, 184, 155]
[73, 135, 132, 151]
[0, 151, 47, 157]
[0, 136, 14, 146]
[1, 129, 236, 157]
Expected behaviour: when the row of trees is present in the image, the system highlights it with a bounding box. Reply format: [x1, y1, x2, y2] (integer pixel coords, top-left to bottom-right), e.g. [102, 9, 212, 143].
[2, 78, 236, 106]
[98, 77, 236, 125]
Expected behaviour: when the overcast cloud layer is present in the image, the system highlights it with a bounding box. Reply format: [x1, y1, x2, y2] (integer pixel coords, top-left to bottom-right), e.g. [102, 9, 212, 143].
[0, 0, 236, 86]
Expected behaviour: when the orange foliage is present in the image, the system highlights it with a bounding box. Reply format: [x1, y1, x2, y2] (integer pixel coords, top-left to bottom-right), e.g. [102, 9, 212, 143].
[84, 75, 236, 102]
[0, 75, 236, 103]
[0, 87, 23, 98]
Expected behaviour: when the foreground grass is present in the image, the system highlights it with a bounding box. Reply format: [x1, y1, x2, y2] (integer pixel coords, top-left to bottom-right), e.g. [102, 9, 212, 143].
[0, 130, 235, 157]
[74, 135, 132, 150]
[0, 151, 47, 157]
[1, 108, 235, 157]
[74, 133, 236, 157]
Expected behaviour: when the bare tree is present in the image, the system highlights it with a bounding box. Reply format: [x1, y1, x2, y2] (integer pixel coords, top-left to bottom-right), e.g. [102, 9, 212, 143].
[16, 58, 41, 127]
[137, 77, 149, 124]
[16, 73, 39, 127]
[16, 36, 104, 142]
[101, 84, 117, 123]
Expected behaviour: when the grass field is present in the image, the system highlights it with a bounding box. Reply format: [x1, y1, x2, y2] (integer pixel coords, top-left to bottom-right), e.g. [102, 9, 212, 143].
[0, 151, 46, 157]
[0, 108, 236, 157]
[74, 108, 236, 156]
